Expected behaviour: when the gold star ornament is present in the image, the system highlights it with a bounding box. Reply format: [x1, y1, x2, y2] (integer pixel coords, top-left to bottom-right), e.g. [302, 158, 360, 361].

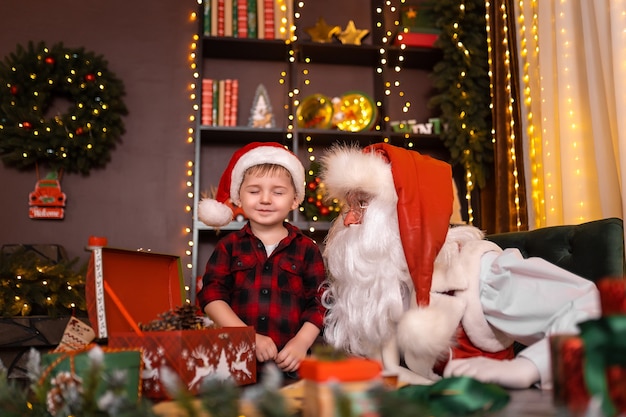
[305, 17, 341, 43]
[337, 20, 369, 45]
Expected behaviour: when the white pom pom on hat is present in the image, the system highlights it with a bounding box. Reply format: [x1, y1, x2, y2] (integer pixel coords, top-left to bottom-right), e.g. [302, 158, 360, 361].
[197, 142, 305, 227]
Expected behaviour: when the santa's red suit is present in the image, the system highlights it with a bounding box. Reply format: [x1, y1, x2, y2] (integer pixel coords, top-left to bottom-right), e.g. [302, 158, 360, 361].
[320, 143, 600, 388]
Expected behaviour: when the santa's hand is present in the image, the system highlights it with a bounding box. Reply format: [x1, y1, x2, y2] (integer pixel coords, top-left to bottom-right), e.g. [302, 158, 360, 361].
[443, 356, 539, 389]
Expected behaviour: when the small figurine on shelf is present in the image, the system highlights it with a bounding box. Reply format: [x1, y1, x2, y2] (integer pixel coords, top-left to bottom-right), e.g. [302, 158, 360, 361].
[337, 20, 369, 45]
[304, 17, 341, 43]
[248, 84, 275, 128]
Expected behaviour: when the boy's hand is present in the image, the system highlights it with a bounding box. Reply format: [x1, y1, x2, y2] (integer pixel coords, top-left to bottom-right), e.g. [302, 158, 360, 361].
[275, 336, 309, 372]
[255, 333, 277, 362]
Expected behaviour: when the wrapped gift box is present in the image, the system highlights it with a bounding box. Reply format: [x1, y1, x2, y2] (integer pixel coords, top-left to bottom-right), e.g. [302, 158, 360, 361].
[394, 32, 438, 48]
[394, 1, 439, 48]
[597, 278, 626, 315]
[84, 247, 185, 339]
[550, 278, 626, 416]
[40, 345, 142, 402]
[109, 327, 255, 400]
[551, 334, 594, 413]
[299, 357, 383, 417]
[84, 246, 256, 400]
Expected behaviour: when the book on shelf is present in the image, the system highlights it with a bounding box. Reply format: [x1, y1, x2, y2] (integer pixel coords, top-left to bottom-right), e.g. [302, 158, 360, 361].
[223, 79, 232, 127]
[236, 0, 248, 38]
[203, 1, 211, 35]
[210, 0, 218, 36]
[231, 0, 239, 37]
[218, 79, 226, 126]
[247, 0, 257, 38]
[201, 78, 239, 127]
[224, 0, 233, 37]
[218, 0, 226, 36]
[212, 80, 218, 126]
[230, 79, 239, 126]
[204, 0, 291, 40]
[273, 0, 291, 40]
[256, 0, 264, 39]
[263, 0, 274, 39]
[201, 78, 214, 126]
[286, 0, 294, 40]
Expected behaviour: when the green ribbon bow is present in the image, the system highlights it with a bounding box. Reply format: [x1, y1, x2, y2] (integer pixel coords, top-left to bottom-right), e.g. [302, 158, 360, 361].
[388, 376, 510, 416]
[579, 315, 626, 417]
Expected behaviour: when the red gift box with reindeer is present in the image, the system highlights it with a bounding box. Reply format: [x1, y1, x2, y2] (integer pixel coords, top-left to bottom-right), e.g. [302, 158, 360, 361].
[85, 245, 256, 400]
[109, 328, 255, 400]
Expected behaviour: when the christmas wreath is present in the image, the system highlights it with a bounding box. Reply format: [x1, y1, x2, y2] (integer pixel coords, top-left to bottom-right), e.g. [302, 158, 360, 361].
[0, 41, 127, 174]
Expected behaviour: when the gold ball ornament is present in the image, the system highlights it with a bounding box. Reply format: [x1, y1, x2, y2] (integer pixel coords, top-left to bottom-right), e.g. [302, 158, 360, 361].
[305, 17, 341, 43]
[296, 94, 333, 129]
[337, 20, 369, 45]
[335, 91, 377, 132]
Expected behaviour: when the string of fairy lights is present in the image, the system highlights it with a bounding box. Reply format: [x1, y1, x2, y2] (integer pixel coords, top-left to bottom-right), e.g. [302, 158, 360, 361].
[385, 0, 412, 146]
[292, 2, 316, 231]
[516, 0, 544, 228]
[185, 5, 201, 301]
[518, 0, 592, 227]
[447, 1, 476, 224]
[485, 0, 522, 229]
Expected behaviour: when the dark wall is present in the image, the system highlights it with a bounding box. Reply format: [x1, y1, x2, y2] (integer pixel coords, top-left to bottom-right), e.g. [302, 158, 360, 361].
[0, 1, 197, 290]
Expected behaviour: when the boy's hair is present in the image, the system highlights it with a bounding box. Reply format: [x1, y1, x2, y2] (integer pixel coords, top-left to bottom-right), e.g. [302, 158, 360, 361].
[243, 163, 296, 192]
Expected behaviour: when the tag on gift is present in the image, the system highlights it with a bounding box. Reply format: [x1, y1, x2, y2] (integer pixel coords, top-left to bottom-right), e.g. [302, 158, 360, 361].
[55, 317, 96, 352]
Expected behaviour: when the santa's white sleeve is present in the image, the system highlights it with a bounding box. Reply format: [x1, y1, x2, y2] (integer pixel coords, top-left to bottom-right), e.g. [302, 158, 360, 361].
[478, 248, 601, 389]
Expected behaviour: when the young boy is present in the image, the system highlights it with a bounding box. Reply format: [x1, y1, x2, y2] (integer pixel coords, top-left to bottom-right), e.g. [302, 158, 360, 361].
[196, 142, 326, 375]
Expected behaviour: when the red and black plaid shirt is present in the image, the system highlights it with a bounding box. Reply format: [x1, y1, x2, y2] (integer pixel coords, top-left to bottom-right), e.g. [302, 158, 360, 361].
[197, 222, 326, 350]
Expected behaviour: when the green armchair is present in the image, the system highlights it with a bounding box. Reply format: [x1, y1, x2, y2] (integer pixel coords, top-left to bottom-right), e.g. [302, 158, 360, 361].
[485, 217, 625, 283]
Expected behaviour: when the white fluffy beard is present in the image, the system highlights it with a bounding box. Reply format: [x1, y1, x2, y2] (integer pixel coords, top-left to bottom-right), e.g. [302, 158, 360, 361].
[321, 198, 413, 357]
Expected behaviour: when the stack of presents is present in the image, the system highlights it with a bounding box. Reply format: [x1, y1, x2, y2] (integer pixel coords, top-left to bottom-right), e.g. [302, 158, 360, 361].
[40, 241, 256, 403]
[39, 240, 385, 414]
[38, 239, 626, 415]
[551, 278, 626, 416]
[393, 1, 440, 49]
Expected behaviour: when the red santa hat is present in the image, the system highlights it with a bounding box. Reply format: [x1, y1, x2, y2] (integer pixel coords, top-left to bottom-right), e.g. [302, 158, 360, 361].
[197, 142, 305, 227]
[321, 143, 453, 308]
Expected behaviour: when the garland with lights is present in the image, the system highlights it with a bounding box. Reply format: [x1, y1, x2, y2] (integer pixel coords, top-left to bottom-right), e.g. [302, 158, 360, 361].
[0, 41, 127, 174]
[0, 247, 86, 317]
[429, 0, 492, 189]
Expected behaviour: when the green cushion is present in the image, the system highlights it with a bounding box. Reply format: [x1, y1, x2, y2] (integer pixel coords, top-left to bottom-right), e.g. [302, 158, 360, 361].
[485, 217, 625, 283]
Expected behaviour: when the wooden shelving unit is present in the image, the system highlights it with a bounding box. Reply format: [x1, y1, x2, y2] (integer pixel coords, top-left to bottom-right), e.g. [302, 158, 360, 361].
[191, 1, 447, 295]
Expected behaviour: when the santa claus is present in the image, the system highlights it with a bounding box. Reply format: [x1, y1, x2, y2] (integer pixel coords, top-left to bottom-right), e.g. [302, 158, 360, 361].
[319, 143, 600, 389]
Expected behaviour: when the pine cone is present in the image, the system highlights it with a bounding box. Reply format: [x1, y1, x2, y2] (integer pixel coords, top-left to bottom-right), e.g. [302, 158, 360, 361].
[138, 303, 204, 331]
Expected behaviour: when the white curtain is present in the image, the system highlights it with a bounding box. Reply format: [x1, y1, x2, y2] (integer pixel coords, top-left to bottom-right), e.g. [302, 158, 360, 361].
[514, 0, 626, 229]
